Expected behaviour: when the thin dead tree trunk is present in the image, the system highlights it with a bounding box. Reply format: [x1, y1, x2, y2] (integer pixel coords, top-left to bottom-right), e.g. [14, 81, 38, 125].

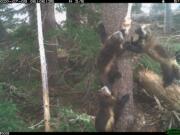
[41, 4, 58, 87]
[36, 3, 51, 132]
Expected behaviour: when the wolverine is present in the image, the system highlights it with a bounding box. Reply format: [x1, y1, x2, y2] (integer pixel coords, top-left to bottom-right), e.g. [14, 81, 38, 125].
[124, 25, 180, 87]
[95, 86, 129, 132]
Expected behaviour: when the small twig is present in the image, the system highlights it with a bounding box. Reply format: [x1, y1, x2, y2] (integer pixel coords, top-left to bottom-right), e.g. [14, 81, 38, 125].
[172, 111, 180, 122]
[173, 111, 180, 115]
[154, 96, 164, 111]
[31, 67, 41, 73]
[142, 88, 152, 97]
[168, 116, 173, 129]
[165, 34, 180, 46]
[81, 73, 93, 102]
[44, 42, 59, 46]
[28, 119, 45, 129]
[30, 56, 40, 64]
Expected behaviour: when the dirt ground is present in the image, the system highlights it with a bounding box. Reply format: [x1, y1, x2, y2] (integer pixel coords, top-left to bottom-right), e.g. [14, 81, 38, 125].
[48, 84, 167, 132]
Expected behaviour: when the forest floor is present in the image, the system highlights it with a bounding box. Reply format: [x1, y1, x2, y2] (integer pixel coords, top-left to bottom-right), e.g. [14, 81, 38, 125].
[31, 85, 163, 132]
[1, 29, 179, 132]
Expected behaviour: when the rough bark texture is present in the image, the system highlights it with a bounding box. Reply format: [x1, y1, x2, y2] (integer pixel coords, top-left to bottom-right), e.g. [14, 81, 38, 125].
[100, 4, 135, 131]
[41, 4, 58, 86]
[0, 20, 9, 49]
[101, 4, 128, 35]
[112, 52, 135, 131]
[27, 4, 36, 27]
[66, 4, 81, 25]
[137, 70, 180, 112]
[87, 4, 100, 28]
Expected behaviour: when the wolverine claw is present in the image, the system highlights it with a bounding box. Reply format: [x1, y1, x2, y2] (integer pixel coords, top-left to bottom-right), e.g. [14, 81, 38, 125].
[99, 86, 111, 95]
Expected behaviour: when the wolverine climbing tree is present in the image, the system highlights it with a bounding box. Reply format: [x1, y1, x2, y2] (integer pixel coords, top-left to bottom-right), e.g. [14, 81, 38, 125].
[96, 3, 180, 132]
[97, 3, 135, 132]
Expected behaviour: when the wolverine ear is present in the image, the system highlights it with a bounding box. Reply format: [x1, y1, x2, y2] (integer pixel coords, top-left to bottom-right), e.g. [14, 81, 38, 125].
[135, 24, 152, 39]
[96, 22, 107, 45]
[135, 26, 146, 38]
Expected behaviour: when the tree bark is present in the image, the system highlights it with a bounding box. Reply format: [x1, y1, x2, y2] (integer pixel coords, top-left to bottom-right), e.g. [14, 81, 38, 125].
[65, 4, 81, 25]
[101, 4, 128, 35]
[0, 20, 9, 49]
[100, 4, 135, 131]
[27, 4, 36, 27]
[41, 4, 58, 86]
[36, 3, 51, 132]
[112, 52, 135, 131]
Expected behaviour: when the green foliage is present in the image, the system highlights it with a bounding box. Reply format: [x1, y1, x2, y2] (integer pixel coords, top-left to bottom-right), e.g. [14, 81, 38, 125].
[0, 83, 27, 132]
[11, 24, 38, 54]
[160, 38, 180, 55]
[0, 23, 40, 82]
[56, 4, 66, 13]
[67, 25, 101, 59]
[138, 54, 161, 74]
[150, 4, 165, 15]
[0, 102, 27, 132]
[137, 39, 180, 75]
[0, 49, 6, 62]
[53, 107, 96, 132]
[0, 21, 8, 41]
[57, 22, 101, 91]
[132, 4, 142, 14]
[134, 41, 180, 131]
[72, 73, 101, 92]
[167, 42, 180, 53]
[0, 4, 17, 29]
[0, 4, 27, 31]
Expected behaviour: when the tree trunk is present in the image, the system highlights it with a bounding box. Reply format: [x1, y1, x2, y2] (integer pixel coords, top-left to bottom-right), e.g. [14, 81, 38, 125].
[41, 4, 58, 86]
[65, 4, 81, 25]
[27, 4, 36, 27]
[87, 4, 99, 28]
[164, 4, 173, 34]
[101, 4, 128, 35]
[0, 20, 9, 49]
[112, 53, 135, 131]
[36, 3, 51, 131]
[100, 4, 135, 131]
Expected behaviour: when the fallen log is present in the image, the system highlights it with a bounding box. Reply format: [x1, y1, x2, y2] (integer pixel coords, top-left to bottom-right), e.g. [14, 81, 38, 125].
[137, 70, 180, 112]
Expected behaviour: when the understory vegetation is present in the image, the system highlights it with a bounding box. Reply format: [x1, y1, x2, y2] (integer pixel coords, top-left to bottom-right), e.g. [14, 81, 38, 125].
[0, 3, 179, 132]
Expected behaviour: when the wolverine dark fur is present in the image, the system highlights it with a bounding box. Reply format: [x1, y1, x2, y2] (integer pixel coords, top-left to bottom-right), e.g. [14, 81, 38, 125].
[126, 25, 180, 86]
[124, 25, 151, 53]
[95, 87, 129, 132]
[96, 22, 107, 44]
[97, 30, 124, 89]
